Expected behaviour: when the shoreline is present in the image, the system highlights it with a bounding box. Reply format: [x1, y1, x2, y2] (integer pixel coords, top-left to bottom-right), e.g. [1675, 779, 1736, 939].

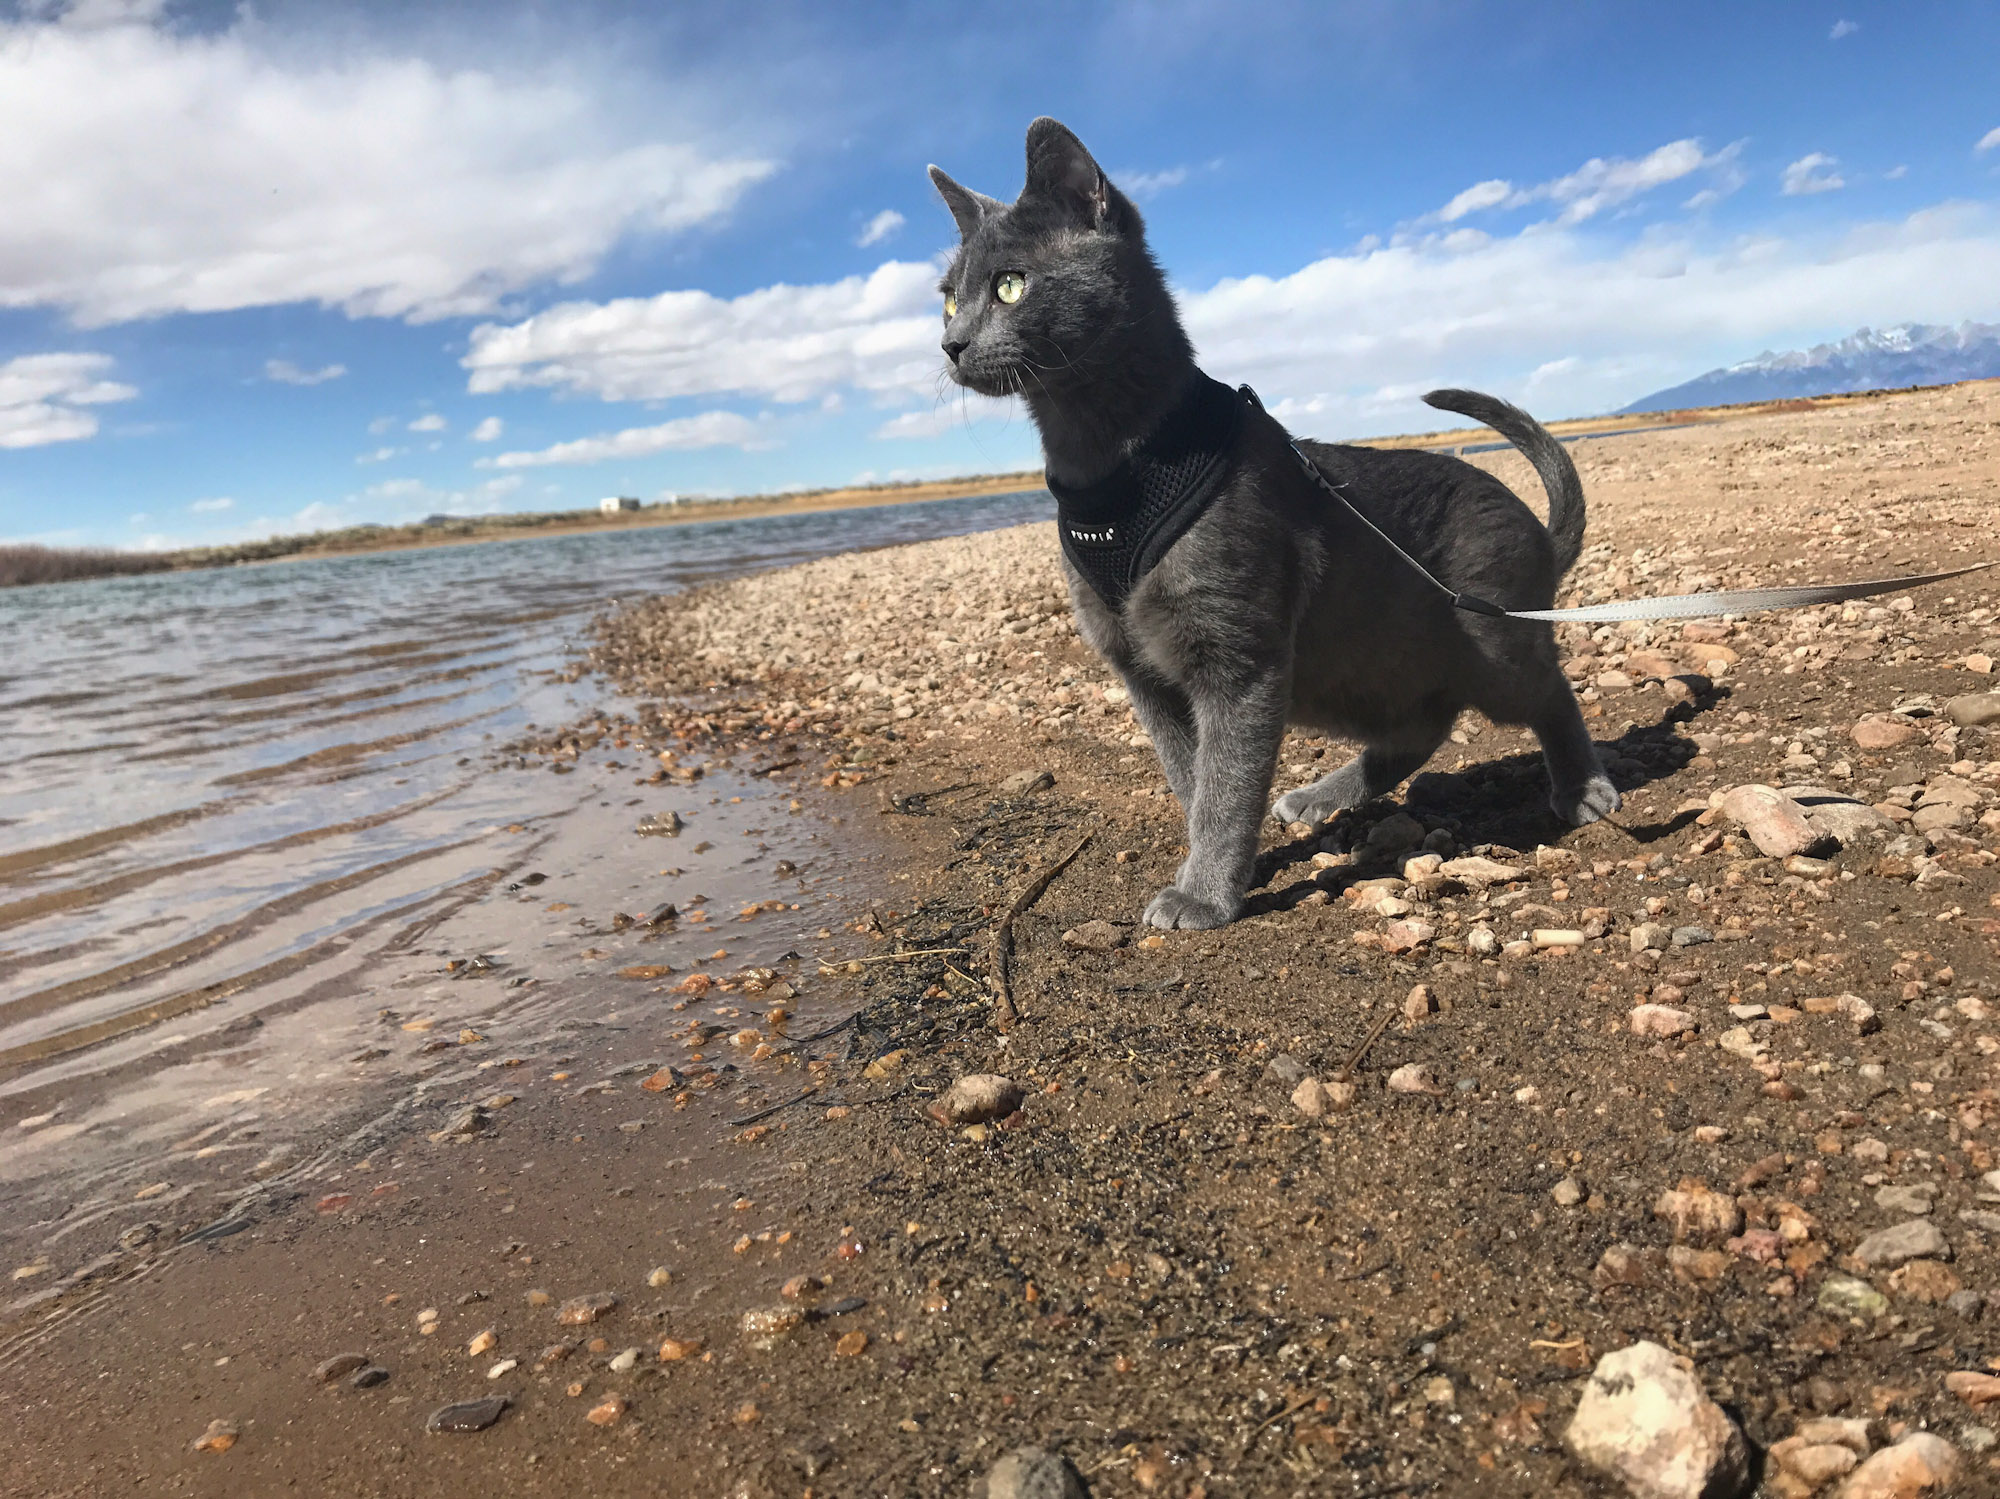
[7, 378, 2000, 1494]
[13, 377, 1993, 593]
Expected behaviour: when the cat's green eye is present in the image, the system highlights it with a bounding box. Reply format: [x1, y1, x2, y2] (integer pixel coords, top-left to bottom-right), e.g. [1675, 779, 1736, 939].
[995, 271, 1026, 305]
[943, 291, 957, 318]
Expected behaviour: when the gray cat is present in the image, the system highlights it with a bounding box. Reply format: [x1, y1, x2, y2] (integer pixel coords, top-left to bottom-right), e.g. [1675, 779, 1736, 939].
[929, 118, 1619, 930]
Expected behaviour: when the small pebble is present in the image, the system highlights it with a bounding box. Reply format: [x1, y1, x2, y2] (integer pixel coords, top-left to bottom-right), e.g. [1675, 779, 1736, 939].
[312, 1353, 369, 1384]
[191, 1419, 238, 1454]
[426, 1396, 509, 1434]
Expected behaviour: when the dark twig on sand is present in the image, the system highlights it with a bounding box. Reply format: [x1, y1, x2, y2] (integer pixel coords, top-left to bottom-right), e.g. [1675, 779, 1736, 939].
[992, 831, 1092, 1030]
[1335, 1005, 1401, 1085]
[728, 1087, 820, 1127]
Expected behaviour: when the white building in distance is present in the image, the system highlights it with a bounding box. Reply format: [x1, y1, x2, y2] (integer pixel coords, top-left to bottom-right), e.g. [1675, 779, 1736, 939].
[599, 496, 640, 514]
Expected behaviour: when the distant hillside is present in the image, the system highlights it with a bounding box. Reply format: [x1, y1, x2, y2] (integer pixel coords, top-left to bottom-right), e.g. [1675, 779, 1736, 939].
[1622, 321, 2000, 413]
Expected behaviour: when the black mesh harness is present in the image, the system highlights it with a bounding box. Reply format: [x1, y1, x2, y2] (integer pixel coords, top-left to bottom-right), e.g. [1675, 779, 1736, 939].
[1048, 372, 1252, 610]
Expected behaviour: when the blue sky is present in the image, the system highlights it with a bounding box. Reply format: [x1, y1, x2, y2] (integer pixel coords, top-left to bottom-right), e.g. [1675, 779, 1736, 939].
[3, 0, 1999, 549]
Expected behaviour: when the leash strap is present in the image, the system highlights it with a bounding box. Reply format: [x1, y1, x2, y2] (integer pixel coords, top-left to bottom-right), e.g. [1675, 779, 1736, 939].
[1288, 438, 1993, 624]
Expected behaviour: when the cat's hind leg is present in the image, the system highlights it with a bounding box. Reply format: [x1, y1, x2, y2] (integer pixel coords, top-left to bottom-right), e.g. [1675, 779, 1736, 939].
[1534, 685, 1620, 825]
[1271, 722, 1450, 828]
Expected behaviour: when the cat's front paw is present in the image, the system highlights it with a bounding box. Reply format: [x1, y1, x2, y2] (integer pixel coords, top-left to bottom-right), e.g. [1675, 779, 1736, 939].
[1272, 764, 1367, 826]
[1143, 885, 1238, 930]
[1551, 774, 1621, 827]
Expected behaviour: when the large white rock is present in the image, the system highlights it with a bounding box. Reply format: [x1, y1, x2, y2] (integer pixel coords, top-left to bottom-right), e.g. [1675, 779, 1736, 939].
[1566, 1341, 1750, 1499]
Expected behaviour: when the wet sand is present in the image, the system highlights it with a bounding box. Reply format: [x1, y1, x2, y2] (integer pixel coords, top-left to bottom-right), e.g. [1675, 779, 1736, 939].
[8, 380, 2000, 1497]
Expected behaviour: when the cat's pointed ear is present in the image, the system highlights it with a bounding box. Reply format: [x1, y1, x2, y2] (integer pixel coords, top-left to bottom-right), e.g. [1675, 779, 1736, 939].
[927, 166, 1000, 240]
[1023, 116, 1114, 228]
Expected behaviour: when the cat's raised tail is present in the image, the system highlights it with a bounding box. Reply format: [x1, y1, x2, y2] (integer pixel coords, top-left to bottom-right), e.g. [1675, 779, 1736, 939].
[1422, 388, 1586, 576]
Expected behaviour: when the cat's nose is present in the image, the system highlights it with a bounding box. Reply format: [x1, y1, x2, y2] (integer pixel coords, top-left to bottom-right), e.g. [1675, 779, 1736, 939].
[943, 338, 969, 364]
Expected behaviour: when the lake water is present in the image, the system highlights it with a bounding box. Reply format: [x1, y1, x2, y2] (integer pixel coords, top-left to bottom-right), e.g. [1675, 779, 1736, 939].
[0, 490, 1051, 1096]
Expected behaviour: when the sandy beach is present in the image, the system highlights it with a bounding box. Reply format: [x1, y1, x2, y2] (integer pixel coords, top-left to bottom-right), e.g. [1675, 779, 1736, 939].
[8, 379, 2000, 1497]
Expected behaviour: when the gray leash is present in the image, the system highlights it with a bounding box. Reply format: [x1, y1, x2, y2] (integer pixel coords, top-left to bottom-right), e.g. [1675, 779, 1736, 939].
[1289, 439, 1993, 624]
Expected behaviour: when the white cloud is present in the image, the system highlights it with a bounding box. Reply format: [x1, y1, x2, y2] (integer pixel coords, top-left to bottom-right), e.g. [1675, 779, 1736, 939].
[468, 416, 504, 442]
[189, 496, 234, 513]
[856, 209, 905, 247]
[0, 7, 772, 326]
[872, 400, 1020, 440]
[463, 259, 941, 405]
[1428, 139, 1736, 226]
[1979, 127, 2000, 154]
[0, 351, 137, 448]
[264, 358, 346, 386]
[1830, 19, 1859, 39]
[408, 413, 446, 432]
[1119, 166, 1188, 198]
[1437, 178, 1514, 222]
[1781, 152, 1845, 196]
[1178, 201, 2000, 433]
[356, 445, 401, 463]
[482, 411, 766, 467]
[1885, 164, 1909, 180]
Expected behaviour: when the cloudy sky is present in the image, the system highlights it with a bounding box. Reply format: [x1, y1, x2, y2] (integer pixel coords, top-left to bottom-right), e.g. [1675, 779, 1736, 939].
[3, 0, 1999, 548]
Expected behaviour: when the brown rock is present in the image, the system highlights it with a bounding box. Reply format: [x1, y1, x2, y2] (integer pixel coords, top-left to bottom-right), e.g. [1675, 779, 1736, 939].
[1060, 919, 1123, 952]
[1944, 693, 2000, 728]
[1630, 1004, 1695, 1038]
[1770, 1436, 1860, 1487]
[657, 1337, 703, 1361]
[192, 1419, 239, 1454]
[926, 1073, 1024, 1127]
[1719, 784, 1819, 859]
[1944, 1370, 2000, 1408]
[1850, 715, 1920, 751]
[1593, 1242, 1669, 1290]
[1654, 1179, 1745, 1245]
[1833, 1432, 1958, 1498]
[1380, 919, 1435, 953]
[556, 1292, 619, 1326]
[312, 1353, 369, 1383]
[585, 1395, 626, 1426]
[1887, 1259, 1960, 1303]
[1386, 1063, 1444, 1096]
[833, 1330, 869, 1357]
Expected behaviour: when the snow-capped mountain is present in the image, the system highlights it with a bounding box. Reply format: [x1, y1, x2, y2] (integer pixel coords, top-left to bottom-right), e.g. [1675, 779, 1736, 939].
[1621, 322, 2000, 413]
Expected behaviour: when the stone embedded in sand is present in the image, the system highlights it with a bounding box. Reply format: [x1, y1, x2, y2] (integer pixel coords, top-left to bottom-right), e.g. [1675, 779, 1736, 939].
[1817, 1276, 1889, 1319]
[740, 1307, 805, 1348]
[1947, 1371, 2000, 1407]
[1630, 922, 1671, 953]
[1532, 928, 1586, 949]
[1565, 1340, 1750, 1499]
[1403, 985, 1436, 1023]
[349, 1365, 390, 1388]
[1770, 1436, 1860, 1489]
[1630, 1005, 1695, 1038]
[928, 1074, 1024, 1127]
[998, 768, 1055, 796]
[1889, 1259, 1962, 1303]
[1653, 1180, 1743, 1245]
[192, 1419, 239, 1454]
[1853, 1219, 1949, 1268]
[1719, 784, 1819, 859]
[1466, 926, 1499, 956]
[1593, 1243, 1668, 1291]
[834, 1330, 869, 1357]
[1365, 812, 1426, 854]
[1788, 788, 1895, 847]
[425, 1396, 508, 1434]
[1386, 1063, 1443, 1096]
[985, 1446, 1088, 1499]
[1850, 715, 1920, 751]
[1438, 855, 1524, 887]
[1379, 919, 1435, 953]
[1834, 1432, 1959, 1498]
[556, 1292, 619, 1326]
[635, 810, 683, 836]
[657, 1336, 703, 1361]
[585, 1394, 626, 1426]
[312, 1352, 369, 1383]
[1060, 920, 1123, 952]
[1945, 693, 2000, 728]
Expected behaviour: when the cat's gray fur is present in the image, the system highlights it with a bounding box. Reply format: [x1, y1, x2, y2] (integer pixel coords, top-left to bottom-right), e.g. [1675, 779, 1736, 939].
[930, 118, 1619, 929]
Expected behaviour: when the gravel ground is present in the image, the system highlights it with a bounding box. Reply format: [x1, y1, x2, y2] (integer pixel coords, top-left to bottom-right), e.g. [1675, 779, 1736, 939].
[10, 381, 2000, 1499]
[568, 381, 2000, 1496]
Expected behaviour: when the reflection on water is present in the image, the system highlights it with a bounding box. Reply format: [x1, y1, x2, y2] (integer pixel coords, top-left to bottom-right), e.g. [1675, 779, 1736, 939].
[0, 490, 1050, 1088]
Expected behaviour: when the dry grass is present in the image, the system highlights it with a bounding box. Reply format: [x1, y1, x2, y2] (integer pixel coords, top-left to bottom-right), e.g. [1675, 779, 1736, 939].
[0, 544, 173, 588]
